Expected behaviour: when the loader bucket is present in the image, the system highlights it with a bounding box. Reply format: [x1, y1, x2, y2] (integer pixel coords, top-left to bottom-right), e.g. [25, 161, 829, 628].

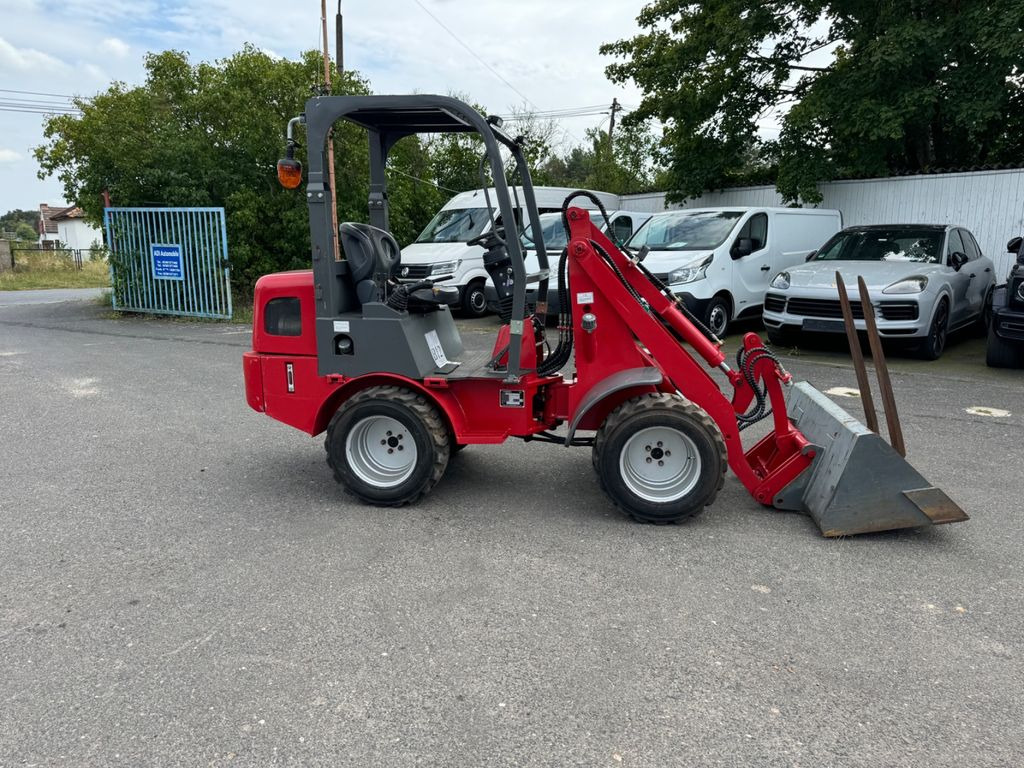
[774, 382, 969, 537]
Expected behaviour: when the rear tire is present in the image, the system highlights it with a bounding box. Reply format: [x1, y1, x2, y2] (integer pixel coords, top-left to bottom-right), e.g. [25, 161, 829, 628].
[325, 385, 450, 506]
[986, 323, 1024, 368]
[461, 279, 488, 318]
[916, 298, 949, 360]
[594, 393, 726, 524]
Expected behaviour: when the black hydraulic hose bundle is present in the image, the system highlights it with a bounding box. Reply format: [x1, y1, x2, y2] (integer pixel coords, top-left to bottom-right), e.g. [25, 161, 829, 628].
[734, 344, 782, 430]
[384, 280, 433, 312]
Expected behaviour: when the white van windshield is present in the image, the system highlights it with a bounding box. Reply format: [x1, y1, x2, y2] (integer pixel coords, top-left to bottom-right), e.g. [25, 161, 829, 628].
[416, 208, 491, 243]
[629, 210, 743, 251]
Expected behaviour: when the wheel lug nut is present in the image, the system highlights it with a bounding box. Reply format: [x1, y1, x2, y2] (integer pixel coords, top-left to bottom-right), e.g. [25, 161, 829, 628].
[665, 450, 671, 457]
[398, 445, 404, 451]
[658, 460, 664, 466]
[388, 448, 394, 454]
[657, 441, 663, 447]
[645, 445, 651, 452]
[646, 457, 652, 463]
[380, 439, 386, 445]
[386, 431, 392, 436]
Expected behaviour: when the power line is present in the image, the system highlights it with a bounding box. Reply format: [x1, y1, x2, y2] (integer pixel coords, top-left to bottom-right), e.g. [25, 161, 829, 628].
[0, 87, 76, 99]
[407, 0, 584, 146]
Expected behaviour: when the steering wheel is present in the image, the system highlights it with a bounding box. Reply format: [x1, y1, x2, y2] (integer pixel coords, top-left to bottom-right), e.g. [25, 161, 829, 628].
[467, 227, 506, 250]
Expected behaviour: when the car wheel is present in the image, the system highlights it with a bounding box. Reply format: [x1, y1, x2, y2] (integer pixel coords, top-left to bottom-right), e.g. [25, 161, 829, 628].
[765, 326, 797, 348]
[974, 288, 994, 337]
[986, 322, 1024, 368]
[917, 298, 949, 360]
[461, 280, 488, 318]
[704, 296, 730, 338]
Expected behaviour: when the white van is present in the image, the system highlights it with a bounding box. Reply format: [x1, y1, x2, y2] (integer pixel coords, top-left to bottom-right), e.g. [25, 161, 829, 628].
[627, 207, 842, 335]
[484, 209, 653, 314]
[400, 186, 619, 316]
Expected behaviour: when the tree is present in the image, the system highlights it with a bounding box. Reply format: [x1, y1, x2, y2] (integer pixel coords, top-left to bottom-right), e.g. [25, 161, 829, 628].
[0, 209, 40, 240]
[602, 1, 1024, 203]
[34, 46, 448, 290]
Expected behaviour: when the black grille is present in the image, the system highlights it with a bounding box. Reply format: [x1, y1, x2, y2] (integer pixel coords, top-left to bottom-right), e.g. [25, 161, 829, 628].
[786, 298, 864, 319]
[398, 264, 432, 280]
[764, 293, 787, 312]
[879, 302, 919, 321]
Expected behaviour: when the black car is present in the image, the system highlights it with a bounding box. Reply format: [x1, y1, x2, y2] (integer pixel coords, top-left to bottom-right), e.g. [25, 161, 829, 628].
[987, 236, 1024, 368]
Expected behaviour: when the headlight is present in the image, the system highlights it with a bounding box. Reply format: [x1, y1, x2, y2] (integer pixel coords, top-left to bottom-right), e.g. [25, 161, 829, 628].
[668, 255, 713, 284]
[430, 260, 460, 275]
[770, 272, 790, 290]
[882, 276, 928, 294]
[1015, 281, 1024, 303]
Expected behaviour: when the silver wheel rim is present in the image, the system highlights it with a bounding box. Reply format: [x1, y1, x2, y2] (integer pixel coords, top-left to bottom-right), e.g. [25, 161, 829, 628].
[619, 426, 702, 503]
[345, 415, 418, 489]
[708, 304, 727, 335]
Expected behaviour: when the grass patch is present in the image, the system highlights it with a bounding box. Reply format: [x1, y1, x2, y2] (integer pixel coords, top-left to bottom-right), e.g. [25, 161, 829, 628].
[0, 250, 110, 291]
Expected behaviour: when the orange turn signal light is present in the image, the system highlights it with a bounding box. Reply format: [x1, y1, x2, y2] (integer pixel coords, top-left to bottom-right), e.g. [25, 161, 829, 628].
[277, 157, 303, 189]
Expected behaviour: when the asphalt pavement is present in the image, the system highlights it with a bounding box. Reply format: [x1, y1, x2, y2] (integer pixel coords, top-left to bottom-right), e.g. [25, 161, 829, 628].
[1, 298, 1021, 767]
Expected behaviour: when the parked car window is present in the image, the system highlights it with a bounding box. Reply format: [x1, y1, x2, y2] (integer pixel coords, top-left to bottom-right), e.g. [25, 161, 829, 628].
[264, 297, 302, 336]
[735, 212, 768, 251]
[416, 208, 491, 243]
[627, 210, 742, 251]
[946, 229, 965, 262]
[814, 228, 943, 263]
[961, 230, 982, 261]
[611, 216, 634, 243]
[522, 213, 570, 251]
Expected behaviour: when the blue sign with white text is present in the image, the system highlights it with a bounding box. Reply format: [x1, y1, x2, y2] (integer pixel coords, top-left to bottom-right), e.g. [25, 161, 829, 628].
[152, 244, 184, 280]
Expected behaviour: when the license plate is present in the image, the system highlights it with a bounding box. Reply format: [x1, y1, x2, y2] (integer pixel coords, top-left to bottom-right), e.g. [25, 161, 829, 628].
[802, 318, 846, 333]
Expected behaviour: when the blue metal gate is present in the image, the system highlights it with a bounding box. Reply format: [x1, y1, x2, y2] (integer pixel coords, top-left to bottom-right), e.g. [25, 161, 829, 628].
[104, 207, 232, 319]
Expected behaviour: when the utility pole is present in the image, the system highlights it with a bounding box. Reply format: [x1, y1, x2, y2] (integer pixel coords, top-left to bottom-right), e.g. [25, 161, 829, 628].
[608, 98, 621, 142]
[321, 0, 341, 260]
[335, 2, 344, 73]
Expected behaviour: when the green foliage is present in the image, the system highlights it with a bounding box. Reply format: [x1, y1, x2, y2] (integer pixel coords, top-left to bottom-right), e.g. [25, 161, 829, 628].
[603, 0, 1024, 203]
[0, 209, 39, 240]
[34, 46, 453, 290]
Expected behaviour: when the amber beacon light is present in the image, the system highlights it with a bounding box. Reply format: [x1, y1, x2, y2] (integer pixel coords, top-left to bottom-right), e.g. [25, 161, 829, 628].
[277, 141, 302, 189]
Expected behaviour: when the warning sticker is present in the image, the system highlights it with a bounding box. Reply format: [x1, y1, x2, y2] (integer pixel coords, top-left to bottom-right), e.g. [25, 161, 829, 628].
[576, 291, 594, 304]
[333, 320, 350, 333]
[424, 329, 449, 367]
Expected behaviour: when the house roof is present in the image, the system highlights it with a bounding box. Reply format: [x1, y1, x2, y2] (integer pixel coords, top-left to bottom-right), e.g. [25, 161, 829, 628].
[38, 203, 83, 234]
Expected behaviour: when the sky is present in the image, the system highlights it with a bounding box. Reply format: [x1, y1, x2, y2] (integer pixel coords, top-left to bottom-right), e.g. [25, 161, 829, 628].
[0, 0, 657, 216]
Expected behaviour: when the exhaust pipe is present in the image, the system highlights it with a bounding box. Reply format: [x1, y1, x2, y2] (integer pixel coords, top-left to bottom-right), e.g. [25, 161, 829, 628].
[774, 382, 969, 537]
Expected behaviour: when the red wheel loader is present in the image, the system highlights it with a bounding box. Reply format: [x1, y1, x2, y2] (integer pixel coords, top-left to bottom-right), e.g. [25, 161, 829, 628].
[243, 94, 968, 536]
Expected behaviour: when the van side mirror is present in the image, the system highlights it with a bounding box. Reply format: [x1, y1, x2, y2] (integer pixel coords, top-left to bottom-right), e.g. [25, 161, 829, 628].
[732, 238, 754, 259]
[950, 251, 968, 270]
[804, 250, 817, 262]
[1008, 236, 1023, 254]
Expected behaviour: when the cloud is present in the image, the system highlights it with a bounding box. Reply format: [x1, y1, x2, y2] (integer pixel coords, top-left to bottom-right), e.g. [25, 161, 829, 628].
[0, 36, 68, 74]
[0, 149, 21, 164]
[100, 37, 131, 58]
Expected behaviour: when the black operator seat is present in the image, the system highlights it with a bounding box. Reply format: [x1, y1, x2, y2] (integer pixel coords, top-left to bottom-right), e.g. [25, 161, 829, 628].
[339, 222, 401, 306]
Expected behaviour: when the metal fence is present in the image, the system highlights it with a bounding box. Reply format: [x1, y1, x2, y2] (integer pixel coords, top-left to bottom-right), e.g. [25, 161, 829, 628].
[104, 207, 232, 319]
[10, 245, 87, 269]
[621, 168, 1024, 280]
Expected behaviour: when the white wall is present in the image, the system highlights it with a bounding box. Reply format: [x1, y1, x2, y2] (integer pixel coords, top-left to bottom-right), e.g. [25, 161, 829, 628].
[56, 219, 103, 253]
[621, 168, 1024, 280]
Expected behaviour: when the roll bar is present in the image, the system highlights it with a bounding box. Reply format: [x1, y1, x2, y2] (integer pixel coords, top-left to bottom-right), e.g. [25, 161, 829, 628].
[297, 94, 548, 380]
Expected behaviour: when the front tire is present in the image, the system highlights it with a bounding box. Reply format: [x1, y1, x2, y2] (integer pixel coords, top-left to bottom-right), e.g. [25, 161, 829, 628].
[325, 385, 450, 506]
[461, 279, 488, 318]
[594, 393, 726, 524]
[986, 323, 1023, 368]
[704, 295, 730, 338]
[917, 298, 949, 360]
